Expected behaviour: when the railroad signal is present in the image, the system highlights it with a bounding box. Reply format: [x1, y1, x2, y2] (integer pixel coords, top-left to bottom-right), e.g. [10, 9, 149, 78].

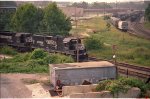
[112, 44, 118, 79]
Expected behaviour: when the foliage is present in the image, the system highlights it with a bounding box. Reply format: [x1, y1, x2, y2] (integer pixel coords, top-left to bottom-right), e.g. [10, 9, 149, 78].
[95, 77, 150, 97]
[42, 2, 71, 35]
[71, 2, 112, 9]
[91, 2, 112, 9]
[85, 35, 103, 50]
[30, 49, 48, 59]
[103, 16, 110, 20]
[0, 46, 17, 55]
[106, 22, 111, 31]
[0, 6, 15, 31]
[11, 3, 40, 33]
[0, 48, 74, 73]
[71, 2, 89, 8]
[145, 4, 150, 22]
[44, 54, 74, 64]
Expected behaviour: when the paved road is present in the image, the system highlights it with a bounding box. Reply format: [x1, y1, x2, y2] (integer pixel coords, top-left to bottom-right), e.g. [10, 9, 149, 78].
[0, 74, 32, 98]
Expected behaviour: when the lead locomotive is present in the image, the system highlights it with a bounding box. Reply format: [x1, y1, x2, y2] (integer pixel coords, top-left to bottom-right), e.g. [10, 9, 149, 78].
[0, 31, 88, 61]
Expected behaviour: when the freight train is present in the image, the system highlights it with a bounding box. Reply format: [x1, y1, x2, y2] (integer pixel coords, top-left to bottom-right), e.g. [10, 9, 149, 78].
[110, 17, 128, 32]
[0, 31, 88, 61]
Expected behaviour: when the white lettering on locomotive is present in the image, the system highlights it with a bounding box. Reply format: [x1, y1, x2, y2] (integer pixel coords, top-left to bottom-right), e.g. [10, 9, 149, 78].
[46, 40, 56, 45]
[37, 41, 44, 46]
[0, 35, 12, 39]
[25, 37, 32, 42]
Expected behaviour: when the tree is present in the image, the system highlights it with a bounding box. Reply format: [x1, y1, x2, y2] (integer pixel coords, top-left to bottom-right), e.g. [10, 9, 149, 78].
[11, 3, 40, 33]
[145, 4, 150, 22]
[85, 35, 103, 50]
[71, 2, 89, 8]
[0, 1, 16, 31]
[42, 2, 71, 35]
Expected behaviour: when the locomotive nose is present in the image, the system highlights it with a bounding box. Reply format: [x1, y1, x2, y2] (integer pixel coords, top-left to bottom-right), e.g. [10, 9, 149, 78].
[76, 44, 85, 50]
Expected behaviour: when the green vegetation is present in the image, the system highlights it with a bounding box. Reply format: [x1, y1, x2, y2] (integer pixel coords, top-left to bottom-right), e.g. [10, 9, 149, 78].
[145, 4, 150, 22]
[85, 35, 103, 50]
[144, 22, 150, 30]
[0, 48, 74, 73]
[71, 1, 112, 9]
[2, 2, 71, 35]
[42, 2, 71, 35]
[73, 17, 150, 66]
[95, 77, 150, 97]
[11, 3, 40, 33]
[0, 46, 17, 55]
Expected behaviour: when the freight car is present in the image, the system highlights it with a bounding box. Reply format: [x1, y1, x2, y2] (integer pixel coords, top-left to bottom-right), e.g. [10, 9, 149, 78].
[110, 17, 128, 32]
[0, 31, 88, 61]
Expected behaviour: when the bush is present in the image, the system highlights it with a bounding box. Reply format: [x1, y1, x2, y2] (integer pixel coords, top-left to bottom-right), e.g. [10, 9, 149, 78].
[85, 35, 103, 50]
[30, 49, 48, 59]
[0, 46, 17, 55]
[44, 53, 74, 64]
[0, 49, 74, 73]
[95, 77, 150, 97]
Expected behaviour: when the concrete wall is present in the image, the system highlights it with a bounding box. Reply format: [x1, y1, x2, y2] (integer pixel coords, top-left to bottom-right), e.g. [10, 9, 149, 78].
[69, 87, 141, 98]
[51, 67, 116, 87]
[62, 84, 97, 96]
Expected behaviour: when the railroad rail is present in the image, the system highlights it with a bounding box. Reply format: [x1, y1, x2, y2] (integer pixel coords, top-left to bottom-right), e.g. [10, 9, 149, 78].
[88, 56, 150, 79]
[128, 22, 150, 40]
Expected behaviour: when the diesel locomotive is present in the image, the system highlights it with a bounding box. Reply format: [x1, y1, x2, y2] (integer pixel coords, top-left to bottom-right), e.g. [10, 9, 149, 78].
[0, 31, 88, 61]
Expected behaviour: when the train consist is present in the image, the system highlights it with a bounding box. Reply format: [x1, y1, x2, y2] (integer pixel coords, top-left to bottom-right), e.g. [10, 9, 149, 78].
[110, 17, 128, 32]
[0, 31, 88, 61]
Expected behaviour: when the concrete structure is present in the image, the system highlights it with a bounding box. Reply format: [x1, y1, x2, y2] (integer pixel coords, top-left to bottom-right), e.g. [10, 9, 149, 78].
[62, 84, 97, 96]
[49, 61, 116, 87]
[69, 87, 141, 98]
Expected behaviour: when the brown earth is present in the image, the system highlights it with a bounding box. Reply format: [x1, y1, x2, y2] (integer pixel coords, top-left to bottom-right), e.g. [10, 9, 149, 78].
[0, 73, 50, 98]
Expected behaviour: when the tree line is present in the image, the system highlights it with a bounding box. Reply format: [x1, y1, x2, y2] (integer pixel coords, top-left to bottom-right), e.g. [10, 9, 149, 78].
[1, 2, 71, 35]
[70, 2, 112, 9]
[145, 4, 150, 22]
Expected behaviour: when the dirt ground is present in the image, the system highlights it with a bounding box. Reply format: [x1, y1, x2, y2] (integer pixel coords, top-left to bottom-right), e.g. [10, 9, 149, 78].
[0, 54, 12, 60]
[0, 73, 54, 98]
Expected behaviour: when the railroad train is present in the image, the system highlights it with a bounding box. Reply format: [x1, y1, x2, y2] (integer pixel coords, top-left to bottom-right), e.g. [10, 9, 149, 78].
[0, 31, 88, 61]
[110, 17, 128, 32]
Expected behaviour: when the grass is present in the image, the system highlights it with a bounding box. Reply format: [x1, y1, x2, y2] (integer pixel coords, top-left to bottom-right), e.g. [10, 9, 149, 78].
[95, 77, 150, 97]
[144, 22, 150, 30]
[0, 46, 18, 56]
[0, 48, 74, 73]
[72, 17, 150, 67]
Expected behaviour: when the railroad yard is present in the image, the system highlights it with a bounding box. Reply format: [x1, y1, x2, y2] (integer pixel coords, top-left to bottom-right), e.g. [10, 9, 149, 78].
[0, 0, 150, 98]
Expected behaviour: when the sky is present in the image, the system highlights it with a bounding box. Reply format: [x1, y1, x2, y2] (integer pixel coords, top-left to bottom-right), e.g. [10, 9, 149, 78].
[2, 0, 145, 3]
[51, 0, 145, 3]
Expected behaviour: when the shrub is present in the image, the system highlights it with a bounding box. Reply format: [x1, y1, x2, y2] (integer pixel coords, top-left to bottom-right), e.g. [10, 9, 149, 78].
[44, 53, 74, 64]
[95, 77, 150, 97]
[85, 35, 103, 50]
[0, 46, 17, 55]
[30, 49, 48, 59]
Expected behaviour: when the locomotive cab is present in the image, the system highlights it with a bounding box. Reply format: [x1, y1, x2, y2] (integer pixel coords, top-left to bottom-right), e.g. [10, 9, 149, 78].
[15, 33, 32, 46]
[63, 37, 88, 61]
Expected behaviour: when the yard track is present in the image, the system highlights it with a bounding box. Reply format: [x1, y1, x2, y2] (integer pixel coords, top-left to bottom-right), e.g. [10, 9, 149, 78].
[128, 22, 150, 40]
[88, 56, 150, 79]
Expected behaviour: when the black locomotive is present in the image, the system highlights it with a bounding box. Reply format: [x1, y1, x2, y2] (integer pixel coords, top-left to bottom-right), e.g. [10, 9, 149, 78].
[0, 31, 88, 61]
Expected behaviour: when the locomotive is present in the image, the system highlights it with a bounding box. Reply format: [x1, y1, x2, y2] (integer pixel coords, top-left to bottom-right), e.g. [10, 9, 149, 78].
[110, 17, 128, 32]
[0, 31, 88, 61]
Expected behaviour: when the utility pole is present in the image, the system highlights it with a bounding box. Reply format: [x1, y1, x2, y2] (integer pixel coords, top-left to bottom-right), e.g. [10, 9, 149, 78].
[75, 6, 79, 62]
[112, 45, 118, 79]
[104, 2, 106, 17]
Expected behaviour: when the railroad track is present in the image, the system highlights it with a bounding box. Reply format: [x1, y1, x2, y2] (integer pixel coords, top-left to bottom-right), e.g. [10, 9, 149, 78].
[128, 22, 150, 40]
[88, 56, 150, 79]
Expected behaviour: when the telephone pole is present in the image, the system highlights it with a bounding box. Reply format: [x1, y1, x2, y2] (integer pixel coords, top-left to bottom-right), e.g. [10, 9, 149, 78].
[75, 6, 79, 62]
